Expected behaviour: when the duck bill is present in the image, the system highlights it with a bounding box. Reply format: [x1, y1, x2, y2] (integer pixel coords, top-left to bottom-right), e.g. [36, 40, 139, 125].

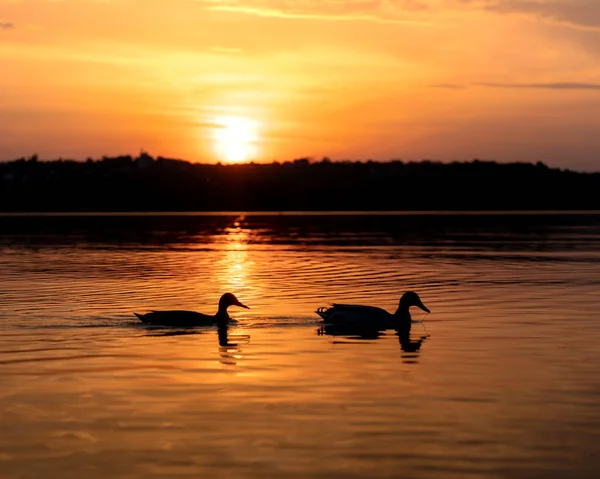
[416, 300, 430, 314]
[236, 301, 250, 309]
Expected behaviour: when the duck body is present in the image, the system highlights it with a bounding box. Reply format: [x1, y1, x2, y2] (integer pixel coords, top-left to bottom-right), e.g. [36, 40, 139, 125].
[316, 291, 430, 331]
[134, 293, 249, 327]
[134, 310, 226, 327]
[316, 304, 395, 328]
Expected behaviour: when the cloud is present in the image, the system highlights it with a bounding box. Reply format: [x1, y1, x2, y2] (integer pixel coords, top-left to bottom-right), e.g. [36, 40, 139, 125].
[429, 81, 600, 90]
[197, 0, 600, 29]
[455, 0, 600, 30]
[198, 0, 432, 24]
[477, 81, 600, 90]
[209, 46, 244, 54]
[0, 22, 15, 30]
[429, 83, 466, 89]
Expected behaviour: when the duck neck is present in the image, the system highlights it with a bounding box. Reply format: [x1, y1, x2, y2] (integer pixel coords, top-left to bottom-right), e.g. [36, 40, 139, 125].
[393, 304, 411, 323]
[216, 305, 230, 321]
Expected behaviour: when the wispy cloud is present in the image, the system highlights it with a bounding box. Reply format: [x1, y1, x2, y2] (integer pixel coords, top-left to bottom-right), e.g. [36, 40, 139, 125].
[430, 81, 600, 90]
[477, 81, 600, 90]
[429, 83, 466, 89]
[198, 0, 600, 29]
[0, 22, 15, 30]
[209, 46, 244, 54]
[199, 0, 432, 25]
[455, 0, 600, 30]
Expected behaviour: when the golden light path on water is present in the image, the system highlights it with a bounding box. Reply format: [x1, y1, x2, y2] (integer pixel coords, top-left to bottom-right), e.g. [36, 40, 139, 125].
[218, 217, 250, 292]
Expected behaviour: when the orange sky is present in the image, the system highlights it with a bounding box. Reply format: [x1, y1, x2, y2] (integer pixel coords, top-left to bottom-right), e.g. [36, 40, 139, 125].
[1, 0, 600, 170]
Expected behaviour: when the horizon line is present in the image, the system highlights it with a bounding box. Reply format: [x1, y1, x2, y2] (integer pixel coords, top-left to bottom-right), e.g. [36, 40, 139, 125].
[2, 210, 600, 217]
[2, 155, 598, 174]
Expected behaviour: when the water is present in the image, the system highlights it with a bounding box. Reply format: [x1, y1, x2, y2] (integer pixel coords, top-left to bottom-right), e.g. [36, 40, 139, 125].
[1, 212, 600, 479]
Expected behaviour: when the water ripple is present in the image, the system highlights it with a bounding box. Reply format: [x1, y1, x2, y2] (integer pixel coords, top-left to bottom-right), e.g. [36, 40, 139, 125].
[1, 213, 600, 478]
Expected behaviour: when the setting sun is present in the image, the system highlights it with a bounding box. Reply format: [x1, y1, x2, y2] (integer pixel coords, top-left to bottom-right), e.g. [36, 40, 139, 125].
[2, 0, 600, 170]
[214, 117, 258, 163]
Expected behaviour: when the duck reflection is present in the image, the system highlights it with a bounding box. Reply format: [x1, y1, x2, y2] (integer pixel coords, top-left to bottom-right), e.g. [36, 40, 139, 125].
[396, 325, 426, 353]
[317, 322, 427, 355]
[218, 325, 250, 366]
[143, 327, 202, 337]
[143, 325, 250, 365]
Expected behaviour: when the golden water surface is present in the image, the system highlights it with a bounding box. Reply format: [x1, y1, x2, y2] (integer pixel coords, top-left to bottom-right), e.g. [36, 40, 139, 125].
[1, 213, 600, 478]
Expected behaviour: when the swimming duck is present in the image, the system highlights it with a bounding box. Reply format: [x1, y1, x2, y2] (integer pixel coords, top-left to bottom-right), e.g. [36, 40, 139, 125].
[134, 292, 249, 327]
[316, 291, 430, 329]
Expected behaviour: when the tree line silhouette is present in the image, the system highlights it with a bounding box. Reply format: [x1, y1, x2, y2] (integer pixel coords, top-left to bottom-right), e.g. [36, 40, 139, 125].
[1, 153, 599, 211]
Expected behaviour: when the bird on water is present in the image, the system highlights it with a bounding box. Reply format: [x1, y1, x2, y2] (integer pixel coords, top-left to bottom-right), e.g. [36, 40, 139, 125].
[134, 292, 249, 327]
[316, 291, 430, 330]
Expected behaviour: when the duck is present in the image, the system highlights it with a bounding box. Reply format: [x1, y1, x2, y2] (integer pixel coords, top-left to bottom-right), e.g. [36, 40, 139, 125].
[316, 291, 430, 330]
[134, 292, 249, 327]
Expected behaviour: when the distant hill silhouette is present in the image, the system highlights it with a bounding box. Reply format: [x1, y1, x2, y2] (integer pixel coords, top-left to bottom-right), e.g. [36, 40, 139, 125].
[1, 154, 599, 211]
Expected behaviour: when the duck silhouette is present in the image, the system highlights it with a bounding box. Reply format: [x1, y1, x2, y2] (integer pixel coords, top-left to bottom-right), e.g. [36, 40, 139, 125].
[316, 291, 430, 330]
[134, 292, 249, 327]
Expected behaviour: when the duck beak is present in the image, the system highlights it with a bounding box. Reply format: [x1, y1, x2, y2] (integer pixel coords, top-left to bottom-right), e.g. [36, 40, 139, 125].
[236, 300, 250, 309]
[416, 299, 430, 314]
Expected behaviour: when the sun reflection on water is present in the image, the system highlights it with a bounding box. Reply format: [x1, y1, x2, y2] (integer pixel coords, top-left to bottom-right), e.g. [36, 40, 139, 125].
[214, 215, 256, 309]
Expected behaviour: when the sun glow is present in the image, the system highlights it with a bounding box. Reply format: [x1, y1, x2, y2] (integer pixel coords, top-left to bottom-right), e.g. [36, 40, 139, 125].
[214, 117, 258, 163]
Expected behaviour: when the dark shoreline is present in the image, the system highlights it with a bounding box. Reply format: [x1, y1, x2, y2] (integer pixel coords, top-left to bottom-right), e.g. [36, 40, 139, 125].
[2, 210, 600, 216]
[2, 155, 599, 212]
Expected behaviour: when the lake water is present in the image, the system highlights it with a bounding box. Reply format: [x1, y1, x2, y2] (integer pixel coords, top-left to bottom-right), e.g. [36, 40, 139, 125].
[1, 212, 600, 479]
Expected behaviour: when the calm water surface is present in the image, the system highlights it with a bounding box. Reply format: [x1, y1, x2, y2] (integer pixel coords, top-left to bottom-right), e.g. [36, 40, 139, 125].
[1, 213, 600, 479]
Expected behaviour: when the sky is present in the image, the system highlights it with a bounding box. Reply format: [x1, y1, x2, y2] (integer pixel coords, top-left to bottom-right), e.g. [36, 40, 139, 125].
[1, 0, 600, 171]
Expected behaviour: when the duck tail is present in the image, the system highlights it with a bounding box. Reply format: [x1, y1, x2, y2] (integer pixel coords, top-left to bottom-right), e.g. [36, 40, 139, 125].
[134, 312, 149, 323]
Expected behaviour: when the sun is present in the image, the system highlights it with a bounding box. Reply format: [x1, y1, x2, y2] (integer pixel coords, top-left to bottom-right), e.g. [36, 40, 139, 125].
[214, 117, 257, 163]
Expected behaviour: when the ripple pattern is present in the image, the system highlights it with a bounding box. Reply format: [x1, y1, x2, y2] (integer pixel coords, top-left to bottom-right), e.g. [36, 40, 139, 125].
[1, 213, 600, 479]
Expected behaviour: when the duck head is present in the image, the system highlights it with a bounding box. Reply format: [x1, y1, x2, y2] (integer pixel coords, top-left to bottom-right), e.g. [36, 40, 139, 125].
[218, 292, 250, 312]
[398, 291, 430, 314]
